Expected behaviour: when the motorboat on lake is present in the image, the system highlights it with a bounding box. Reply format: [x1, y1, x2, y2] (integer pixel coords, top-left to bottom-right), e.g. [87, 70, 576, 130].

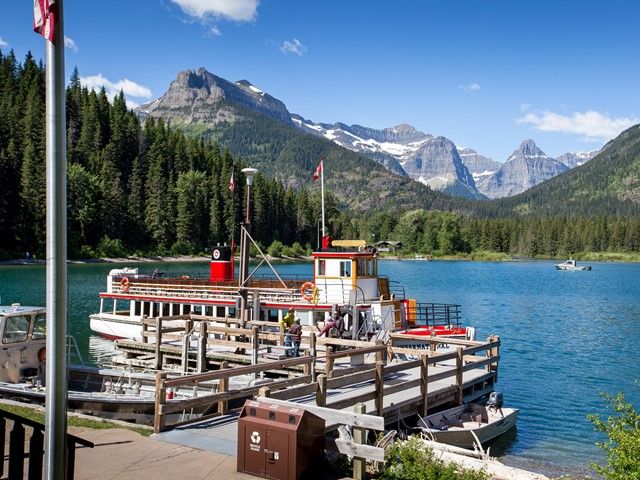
[554, 259, 592, 271]
[417, 392, 518, 448]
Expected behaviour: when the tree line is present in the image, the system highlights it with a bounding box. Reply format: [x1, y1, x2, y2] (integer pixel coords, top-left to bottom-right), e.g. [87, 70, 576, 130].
[1, 50, 638, 260]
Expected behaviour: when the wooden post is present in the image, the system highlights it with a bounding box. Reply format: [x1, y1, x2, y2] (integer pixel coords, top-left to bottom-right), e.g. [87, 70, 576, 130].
[316, 374, 327, 407]
[352, 403, 367, 480]
[252, 326, 259, 366]
[141, 316, 148, 344]
[491, 335, 500, 382]
[310, 332, 317, 381]
[181, 334, 190, 373]
[197, 321, 207, 373]
[375, 361, 384, 417]
[326, 346, 334, 378]
[258, 386, 271, 398]
[154, 316, 163, 371]
[430, 333, 436, 353]
[302, 353, 311, 377]
[375, 339, 384, 365]
[455, 347, 464, 405]
[154, 371, 167, 433]
[218, 361, 229, 415]
[279, 324, 285, 346]
[420, 353, 429, 417]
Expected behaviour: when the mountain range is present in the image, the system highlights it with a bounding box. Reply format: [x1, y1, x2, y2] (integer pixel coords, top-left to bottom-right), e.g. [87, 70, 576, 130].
[137, 67, 635, 215]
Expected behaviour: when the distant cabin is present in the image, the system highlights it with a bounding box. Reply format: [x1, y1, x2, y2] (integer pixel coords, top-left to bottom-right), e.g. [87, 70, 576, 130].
[375, 240, 403, 252]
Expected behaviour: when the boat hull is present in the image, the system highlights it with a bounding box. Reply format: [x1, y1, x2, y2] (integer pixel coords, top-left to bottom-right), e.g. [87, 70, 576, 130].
[420, 405, 518, 449]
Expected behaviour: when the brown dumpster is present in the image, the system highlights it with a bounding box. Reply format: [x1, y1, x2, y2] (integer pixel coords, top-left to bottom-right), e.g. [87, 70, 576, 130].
[237, 400, 325, 480]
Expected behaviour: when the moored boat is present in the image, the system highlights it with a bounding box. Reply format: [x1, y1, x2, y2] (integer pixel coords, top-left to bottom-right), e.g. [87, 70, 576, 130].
[89, 240, 470, 343]
[417, 393, 518, 448]
[0, 304, 251, 424]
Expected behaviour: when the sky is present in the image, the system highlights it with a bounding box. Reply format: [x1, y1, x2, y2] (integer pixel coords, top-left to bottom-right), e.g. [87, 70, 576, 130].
[2, 0, 640, 161]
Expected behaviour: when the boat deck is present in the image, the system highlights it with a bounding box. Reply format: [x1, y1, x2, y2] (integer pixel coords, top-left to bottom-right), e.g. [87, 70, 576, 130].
[153, 360, 495, 455]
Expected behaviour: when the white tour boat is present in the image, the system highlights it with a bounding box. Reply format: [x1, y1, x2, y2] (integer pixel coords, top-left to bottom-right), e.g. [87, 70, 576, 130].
[89, 239, 468, 344]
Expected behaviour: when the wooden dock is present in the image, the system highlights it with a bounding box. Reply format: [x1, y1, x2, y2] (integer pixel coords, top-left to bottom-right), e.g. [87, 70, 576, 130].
[124, 314, 501, 454]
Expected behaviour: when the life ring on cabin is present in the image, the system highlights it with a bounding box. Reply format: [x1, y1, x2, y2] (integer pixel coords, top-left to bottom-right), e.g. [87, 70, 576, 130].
[120, 277, 130, 292]
[38, 347, 46, 364]
[300, 282, 315, 302]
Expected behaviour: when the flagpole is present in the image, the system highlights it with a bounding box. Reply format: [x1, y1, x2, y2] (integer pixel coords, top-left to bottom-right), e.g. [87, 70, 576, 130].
[42, 0, 68, 478]
[321, 160, 326, 236]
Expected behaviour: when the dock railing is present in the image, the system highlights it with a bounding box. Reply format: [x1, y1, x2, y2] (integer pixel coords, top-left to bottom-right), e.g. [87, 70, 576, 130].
[151, 326, 501, 433]
[0, 408, 94, 479]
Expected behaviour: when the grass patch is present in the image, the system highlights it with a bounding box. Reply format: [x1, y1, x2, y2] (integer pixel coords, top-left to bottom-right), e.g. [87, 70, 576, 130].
[0, 403, 153, 437]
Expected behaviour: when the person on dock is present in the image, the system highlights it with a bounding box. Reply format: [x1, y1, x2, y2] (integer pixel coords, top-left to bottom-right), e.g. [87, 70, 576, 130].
[289, 319, 302, 357]
[280, 308, 296, 354]
[319, 310, 344, 338]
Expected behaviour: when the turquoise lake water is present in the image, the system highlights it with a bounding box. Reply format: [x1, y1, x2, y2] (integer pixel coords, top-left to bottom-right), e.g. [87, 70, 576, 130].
[1, 259, 638, 477]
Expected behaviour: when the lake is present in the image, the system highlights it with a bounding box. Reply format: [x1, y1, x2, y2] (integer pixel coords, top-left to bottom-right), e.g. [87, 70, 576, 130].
[1, 258, 638, 477]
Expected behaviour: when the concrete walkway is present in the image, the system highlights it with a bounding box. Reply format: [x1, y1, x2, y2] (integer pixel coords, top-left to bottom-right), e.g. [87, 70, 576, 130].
[71, 427, 257, 480]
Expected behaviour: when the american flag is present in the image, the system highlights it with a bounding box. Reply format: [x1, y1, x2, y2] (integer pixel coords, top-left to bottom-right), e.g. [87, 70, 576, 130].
[34, 0, 57, 42]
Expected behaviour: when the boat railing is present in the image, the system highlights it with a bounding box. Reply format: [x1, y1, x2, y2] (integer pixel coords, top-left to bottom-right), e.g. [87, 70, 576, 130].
[407, 303, 462, 328]
[0, 408, 94, 479]
[386, 278, 406, 300]
[67, 335, 85, 366]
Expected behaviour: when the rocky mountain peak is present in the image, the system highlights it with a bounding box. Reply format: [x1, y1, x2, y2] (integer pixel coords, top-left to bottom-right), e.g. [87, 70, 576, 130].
[508, 139, 549, 161]
[137, 67, 292, 126]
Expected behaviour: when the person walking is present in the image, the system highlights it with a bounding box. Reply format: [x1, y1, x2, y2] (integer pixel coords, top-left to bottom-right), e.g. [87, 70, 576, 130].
[289, 319, 303, 357]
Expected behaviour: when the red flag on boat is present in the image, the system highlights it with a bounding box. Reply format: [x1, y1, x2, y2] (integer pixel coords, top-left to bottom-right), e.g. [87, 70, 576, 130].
[229, 172, 235, 192]
[313, 160, 323, 180]
[33, 0, 57, 42]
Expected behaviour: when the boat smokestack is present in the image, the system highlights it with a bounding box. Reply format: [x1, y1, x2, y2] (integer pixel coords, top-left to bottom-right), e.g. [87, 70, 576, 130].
[210, 244, 234, 282]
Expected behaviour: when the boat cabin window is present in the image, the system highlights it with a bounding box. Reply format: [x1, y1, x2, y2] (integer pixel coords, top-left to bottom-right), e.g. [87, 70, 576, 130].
[356, 258, 377, 277]
[317, 259, 326, 276]
[339, 261, 351, 278]
[2, 315, 30, 343]
[32, 313, 46, 339]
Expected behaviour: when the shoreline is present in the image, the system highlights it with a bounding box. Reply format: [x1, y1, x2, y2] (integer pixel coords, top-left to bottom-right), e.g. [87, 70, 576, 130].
[2, 252, 638, 266]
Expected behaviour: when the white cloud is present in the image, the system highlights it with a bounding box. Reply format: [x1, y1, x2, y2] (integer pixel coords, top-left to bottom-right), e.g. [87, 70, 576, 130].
[209, 25, 222, 36]
[459, 83, 480, 93]
[517, 110, 639, 141]
[280, 39, 306, 56]
[64, 36, 78, 53]
[80, 74, 153, 101]
[171, 0, 259, 21]
[519, 103, 530, 112]
[0, 37, 8, 48]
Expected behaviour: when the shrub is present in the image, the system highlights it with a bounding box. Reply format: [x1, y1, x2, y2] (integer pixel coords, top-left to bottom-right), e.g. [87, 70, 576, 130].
[589, 392, 640, 480]
[379, 436, 487, 480]
[267, 240, 284, 258]
[291, 242, 306, 257]
[96, 236, 126, 258]
[171, 240, 195, 255]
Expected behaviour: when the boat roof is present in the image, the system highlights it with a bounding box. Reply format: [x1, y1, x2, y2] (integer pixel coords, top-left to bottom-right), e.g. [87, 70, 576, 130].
[0, 305, 46, 316]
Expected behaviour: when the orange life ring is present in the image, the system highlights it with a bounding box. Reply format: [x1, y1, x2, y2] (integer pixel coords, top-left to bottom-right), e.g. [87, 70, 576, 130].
[38, 347, 46, 364]
[300, 282, 315, 302]
[120, 277, 130, 292]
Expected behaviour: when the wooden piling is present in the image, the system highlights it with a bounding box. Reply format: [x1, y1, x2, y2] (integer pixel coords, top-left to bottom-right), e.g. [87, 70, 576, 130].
[352, 403, 367, 480]
[154, 371, 167, 433]
[218, 361, 229, 415]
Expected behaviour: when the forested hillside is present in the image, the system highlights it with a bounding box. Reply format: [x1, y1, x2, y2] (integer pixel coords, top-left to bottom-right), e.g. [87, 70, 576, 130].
[0, 51, 350, 259]
[1, 51, 638, 260]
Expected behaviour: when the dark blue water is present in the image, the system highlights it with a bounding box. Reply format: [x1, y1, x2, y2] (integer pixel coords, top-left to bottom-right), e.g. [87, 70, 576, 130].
[1, 259, 638, 477]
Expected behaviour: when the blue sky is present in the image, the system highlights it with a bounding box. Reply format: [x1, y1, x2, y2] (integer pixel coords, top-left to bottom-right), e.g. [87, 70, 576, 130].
[2, 0, 639, 161]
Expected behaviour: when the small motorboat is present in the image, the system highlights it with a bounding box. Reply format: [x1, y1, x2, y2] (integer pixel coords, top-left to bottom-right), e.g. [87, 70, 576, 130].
[555, 259, 591, 271]
[417, 392, 518, 448]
